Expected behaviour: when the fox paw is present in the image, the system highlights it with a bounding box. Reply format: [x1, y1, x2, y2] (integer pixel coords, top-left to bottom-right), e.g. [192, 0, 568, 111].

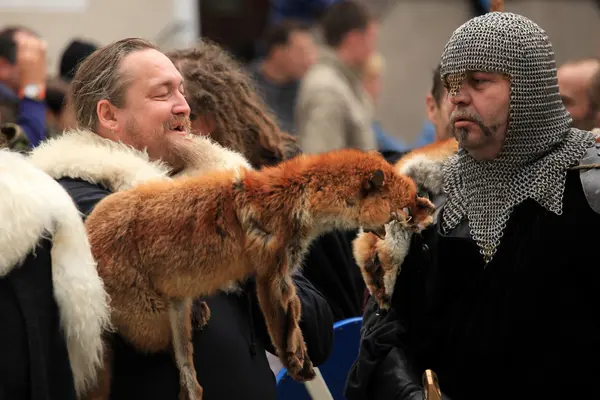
[178, 367, 203, 400]
[178, 383, 202, 400]
[284, 348, 315, 382]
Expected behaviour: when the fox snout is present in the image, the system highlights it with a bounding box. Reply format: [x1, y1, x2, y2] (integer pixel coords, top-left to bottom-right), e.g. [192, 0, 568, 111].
[410, 196, 436, 232]
[390, 196, 436, 232]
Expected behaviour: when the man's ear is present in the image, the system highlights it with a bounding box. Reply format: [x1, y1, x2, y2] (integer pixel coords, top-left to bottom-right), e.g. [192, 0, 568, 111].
[96, 99, 119, 133]
[425, 93, 438, 123]
[362, 169, 385, 194]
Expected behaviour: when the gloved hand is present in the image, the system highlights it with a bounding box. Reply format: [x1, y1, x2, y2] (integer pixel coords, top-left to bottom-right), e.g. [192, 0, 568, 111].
[347, 303, 452, 400]
[346, 303, 422, 400]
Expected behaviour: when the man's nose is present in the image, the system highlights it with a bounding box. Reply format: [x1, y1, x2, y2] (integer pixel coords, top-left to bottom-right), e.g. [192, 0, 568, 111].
[173, 92, 191, 117]
[449, 85, 470, 106]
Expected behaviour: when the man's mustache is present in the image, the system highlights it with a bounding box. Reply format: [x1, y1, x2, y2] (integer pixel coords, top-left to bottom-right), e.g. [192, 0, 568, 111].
[163, 115, 192, 132]
[449, 110, 493, 137]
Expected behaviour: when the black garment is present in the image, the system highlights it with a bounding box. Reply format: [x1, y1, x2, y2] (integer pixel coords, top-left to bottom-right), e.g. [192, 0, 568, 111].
[346, 169, 600, 400]
[301, 229, 365, 321]
[0, 239, 77, 400]
[59, 177, 334, 400]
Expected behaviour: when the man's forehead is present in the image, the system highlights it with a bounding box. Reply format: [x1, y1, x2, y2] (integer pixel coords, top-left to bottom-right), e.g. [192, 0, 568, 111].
[121, 48, 183, 86]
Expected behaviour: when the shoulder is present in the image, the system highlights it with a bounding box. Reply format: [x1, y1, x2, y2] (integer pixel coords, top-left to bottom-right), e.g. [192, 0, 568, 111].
[0, 151, 80, 273]
[301, 64, 345, 92]
[572, 143, 600, 215]
[57, 177, 112, 218]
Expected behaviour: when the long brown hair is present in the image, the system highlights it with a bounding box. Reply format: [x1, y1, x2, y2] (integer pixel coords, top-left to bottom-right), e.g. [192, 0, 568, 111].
[167, 40, 298, 168]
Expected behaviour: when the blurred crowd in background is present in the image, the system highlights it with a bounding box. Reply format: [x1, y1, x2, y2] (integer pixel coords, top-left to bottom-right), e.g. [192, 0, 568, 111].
[1, 1, 600, 158]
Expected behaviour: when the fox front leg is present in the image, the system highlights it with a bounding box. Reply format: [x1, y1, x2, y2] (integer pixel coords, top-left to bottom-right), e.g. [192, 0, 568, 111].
[169, 298, 203, 400]
[254, 250, 315, 382]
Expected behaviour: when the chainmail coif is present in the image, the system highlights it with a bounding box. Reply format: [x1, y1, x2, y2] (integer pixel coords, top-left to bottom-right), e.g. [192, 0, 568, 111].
[439, 12, 597, 263]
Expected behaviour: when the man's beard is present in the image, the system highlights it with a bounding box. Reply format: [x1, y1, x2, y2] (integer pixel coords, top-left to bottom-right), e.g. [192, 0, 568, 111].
[125, 114, 195, 172]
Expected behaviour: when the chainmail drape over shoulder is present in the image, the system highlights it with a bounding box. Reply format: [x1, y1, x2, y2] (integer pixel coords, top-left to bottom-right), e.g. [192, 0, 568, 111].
[439, 12, 597, 263]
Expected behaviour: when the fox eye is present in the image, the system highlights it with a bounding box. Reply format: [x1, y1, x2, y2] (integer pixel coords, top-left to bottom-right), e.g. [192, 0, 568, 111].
[417, 189, 429, 199]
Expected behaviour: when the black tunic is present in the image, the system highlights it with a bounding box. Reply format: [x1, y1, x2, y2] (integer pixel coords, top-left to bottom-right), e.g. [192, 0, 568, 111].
[346, 166, 600, 400]
[0, 239, 77, 400]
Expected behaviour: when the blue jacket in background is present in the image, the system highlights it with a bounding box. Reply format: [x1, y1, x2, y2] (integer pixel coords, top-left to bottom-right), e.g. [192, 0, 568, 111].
[373, 120, 435, 154]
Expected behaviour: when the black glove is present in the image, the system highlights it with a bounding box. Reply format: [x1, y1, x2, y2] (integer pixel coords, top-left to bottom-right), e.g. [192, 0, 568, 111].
[346, 304, 453, 400]
[345, 303, 418, 399]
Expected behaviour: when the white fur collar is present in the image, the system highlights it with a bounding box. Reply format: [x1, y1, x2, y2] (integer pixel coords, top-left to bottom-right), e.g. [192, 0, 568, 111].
[28, 129, 252, 192]
[0, 150, 111, 397]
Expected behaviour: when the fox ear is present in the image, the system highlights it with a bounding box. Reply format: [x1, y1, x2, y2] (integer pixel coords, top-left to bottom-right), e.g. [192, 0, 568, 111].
[362, 169, 385, 194]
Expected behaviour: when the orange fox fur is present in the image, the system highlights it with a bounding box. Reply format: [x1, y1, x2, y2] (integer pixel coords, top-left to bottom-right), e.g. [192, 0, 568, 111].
[84, 148, 436, 400]
[353, 138, 459, 310]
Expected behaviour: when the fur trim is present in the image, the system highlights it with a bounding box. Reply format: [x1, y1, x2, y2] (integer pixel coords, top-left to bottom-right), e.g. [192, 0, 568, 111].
[29, 130, 171, 192]
[0, 150, 111, 397]
[29, 129, 252, 191]
[394, 138, 458, 197]
[397, 154, 446, 196]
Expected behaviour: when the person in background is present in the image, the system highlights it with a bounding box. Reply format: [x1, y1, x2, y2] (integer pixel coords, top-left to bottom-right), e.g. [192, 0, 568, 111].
[250, 19, 317, 134]
[59, 39, 98, 82]
[0, 26, 47, 148]
[557, 57, 600, 130]
[296, 0, 378, 153]
[425, 63, 452, 141]
[43, 39, 98, 138]
[170, 40, 298, 168]
[407, 64, 453, 151]
[45, 77, 77, 137]
[361, 52, 411, 161]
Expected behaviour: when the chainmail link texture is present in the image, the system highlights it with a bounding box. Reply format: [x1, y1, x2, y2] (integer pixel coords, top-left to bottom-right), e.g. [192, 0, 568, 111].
[439, 12, 597, 263]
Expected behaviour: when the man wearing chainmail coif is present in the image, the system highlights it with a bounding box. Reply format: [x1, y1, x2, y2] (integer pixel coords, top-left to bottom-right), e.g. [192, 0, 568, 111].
[345, 10, 600, 400]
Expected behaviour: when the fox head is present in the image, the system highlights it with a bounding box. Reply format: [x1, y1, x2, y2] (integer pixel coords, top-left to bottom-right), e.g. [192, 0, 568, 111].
[302, 149, 436, 232]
